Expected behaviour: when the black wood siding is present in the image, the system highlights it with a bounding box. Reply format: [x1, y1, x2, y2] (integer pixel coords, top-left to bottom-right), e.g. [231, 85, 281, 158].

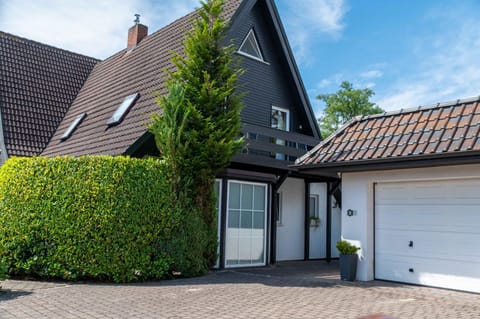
[227, 1, 314, 136]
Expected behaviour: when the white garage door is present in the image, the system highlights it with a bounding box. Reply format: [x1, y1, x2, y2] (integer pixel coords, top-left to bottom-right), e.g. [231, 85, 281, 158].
[375, 179, 480, 293]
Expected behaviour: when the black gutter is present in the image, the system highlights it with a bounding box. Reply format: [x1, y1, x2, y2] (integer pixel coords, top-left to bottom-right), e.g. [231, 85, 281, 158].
[296, 151, 480, 172]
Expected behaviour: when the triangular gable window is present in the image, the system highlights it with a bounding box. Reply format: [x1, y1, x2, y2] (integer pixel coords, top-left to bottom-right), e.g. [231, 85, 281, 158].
[238, 29, 264, 62]
[61, 113, 87, 141]
[107, 93, 140, 126]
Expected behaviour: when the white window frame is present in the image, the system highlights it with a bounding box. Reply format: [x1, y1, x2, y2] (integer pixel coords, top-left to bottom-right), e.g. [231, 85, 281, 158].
[107, 93, 139, 126]
[271, 106, 290, 132]
[237, 29, 269, 65]
[276, 192, 283, 225]
[61, 113, 86, 141]
[225, 180, 268, 268]
[214, 179, 222, 269]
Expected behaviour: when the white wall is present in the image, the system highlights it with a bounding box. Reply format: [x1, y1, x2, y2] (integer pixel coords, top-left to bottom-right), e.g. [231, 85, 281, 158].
[309, 183, 327, 259]
[276, 177, 305, 261]
[342, 163, 480, 281]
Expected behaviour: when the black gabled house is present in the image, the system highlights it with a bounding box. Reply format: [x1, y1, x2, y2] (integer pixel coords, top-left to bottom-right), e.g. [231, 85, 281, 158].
[0, 0, 342, 269]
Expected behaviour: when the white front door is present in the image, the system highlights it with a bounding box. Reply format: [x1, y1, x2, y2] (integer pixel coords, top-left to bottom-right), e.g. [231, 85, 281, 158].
[375, 179, 480, 293]
[225, 181, 268, 267]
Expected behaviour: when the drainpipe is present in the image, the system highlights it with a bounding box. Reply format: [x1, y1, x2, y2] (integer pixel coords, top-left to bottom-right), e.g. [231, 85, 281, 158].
[270, 172, 290, 265]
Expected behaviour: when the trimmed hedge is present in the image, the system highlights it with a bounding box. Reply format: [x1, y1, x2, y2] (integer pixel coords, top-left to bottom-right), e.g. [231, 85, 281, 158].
[0, 156, 210, 282]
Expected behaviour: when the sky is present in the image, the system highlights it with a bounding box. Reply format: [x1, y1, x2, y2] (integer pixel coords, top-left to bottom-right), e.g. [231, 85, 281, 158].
[1, 0, 480, 117]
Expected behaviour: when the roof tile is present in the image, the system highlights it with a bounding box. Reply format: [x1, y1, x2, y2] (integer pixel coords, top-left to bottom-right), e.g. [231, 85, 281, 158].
[42, 0, 243, 156]
[0, 32, 98, 156]
[296, 98, 480, 167]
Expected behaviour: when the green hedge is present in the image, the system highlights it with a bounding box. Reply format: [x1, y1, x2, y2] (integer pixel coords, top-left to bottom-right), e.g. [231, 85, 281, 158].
[0, 156, 210, 282]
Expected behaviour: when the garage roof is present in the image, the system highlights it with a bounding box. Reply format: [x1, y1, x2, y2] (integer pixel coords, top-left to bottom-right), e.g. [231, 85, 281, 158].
[296, 97, 480, 168]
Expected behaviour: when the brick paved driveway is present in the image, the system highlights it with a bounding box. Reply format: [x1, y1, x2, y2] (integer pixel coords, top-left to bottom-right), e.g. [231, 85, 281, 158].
[1, 261, 479, 319]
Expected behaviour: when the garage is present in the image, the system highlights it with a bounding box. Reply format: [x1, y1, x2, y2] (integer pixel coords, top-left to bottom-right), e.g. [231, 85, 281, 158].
[296, 98, 480, 292]
[374, 179, 480, 293]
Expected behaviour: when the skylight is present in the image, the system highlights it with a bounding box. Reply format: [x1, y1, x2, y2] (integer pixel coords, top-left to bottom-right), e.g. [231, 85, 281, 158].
[107, 93, 140, 126]
[238, 29, 264, 62]
[61, 113, 87, 141]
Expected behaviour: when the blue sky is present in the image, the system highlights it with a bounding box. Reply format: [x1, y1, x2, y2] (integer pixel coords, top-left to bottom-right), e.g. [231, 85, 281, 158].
[1, 0, 480, 117]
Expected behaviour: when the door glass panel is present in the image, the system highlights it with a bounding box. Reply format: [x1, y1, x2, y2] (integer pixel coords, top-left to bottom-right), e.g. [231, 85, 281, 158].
[241, 184, 253, 210]
[226, 181, 267, 267]
[309, 195, 318, 217]
[253, 211, 264, 229]
[241, 211, 253, 228]
[229, 182, 240, 209]
[228, 210, 240, 228]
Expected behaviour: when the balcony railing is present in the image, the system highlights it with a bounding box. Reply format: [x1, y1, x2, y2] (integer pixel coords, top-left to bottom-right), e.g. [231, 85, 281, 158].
[233, 123, 320, 169]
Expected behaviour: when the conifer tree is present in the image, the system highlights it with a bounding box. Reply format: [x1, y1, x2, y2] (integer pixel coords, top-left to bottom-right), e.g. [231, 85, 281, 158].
[150, 0, 243, 269]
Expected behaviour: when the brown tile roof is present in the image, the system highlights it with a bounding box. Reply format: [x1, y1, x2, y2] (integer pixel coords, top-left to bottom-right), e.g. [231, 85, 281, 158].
[42, 0, 244, 157]
[296, 97, 480, 167]
[0, 32, 98, 157]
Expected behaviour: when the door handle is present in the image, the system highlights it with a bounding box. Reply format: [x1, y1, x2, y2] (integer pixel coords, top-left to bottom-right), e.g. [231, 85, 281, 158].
[409, 241, 413, 248]
[409, 268, 414, 273]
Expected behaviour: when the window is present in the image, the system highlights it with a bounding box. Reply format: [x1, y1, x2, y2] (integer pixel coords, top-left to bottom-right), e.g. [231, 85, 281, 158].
[275, 192, 283, 225]
[309, 195, 319, 218]
[271, 106, 290, 160]
[238, 29, 264, 62]
[271, 106, 289, 131]
[61, 113, 86, 141]
[107, 93, 140, 126]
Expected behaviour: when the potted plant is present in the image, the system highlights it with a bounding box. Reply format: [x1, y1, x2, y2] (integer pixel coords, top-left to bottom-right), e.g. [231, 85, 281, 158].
[336, 240, 360, 281]
[309, 216, 320, 227]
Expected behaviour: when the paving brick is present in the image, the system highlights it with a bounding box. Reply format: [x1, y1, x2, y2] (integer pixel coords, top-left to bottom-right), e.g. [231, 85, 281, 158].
[0, 261, 479, 319]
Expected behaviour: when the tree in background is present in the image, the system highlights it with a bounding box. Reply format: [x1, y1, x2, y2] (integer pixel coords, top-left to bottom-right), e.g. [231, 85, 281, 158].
[317, 81, 384, 137]
[150, 0, 243, 272]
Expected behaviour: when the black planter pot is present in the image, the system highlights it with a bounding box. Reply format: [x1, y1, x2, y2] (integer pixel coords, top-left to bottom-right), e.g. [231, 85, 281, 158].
[339, 254, 358, 281]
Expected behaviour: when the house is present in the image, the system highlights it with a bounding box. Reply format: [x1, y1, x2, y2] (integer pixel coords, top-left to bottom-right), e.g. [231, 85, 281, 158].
[0, 0, 342, 269]
[0, 32, 98, 164]
[296, 98, 480, 293]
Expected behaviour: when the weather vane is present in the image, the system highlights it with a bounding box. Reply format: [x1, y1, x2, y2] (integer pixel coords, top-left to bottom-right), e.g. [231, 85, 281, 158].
[134, 14, 141, 24]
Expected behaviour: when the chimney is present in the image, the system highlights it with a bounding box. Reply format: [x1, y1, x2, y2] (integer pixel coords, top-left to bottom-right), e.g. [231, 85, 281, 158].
[127, 14, 148, 49]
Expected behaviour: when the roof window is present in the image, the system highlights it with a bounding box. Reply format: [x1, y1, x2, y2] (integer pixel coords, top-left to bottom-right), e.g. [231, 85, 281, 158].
[238, 29, 264, 62]
[61, 113, 87, 141]
[107, 93, 140, 126]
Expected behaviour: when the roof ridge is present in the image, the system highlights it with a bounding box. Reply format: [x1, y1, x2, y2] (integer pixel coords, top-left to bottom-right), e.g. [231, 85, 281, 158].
[0, 31, 100, 62]
[357, 95, 480, 123]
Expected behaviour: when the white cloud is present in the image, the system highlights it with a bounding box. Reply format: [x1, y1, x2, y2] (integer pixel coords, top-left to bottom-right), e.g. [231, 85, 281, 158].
[376, 12, 480, 111]
[0, 0, 198, 59]
[360, 70, 383, 79]
[316, 79, 332, 89]
[279, 0, 348, 65]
